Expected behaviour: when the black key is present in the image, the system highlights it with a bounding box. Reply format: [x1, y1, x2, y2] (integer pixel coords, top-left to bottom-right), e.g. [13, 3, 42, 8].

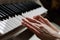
[2, 5, 15, 17]
[0, 5, 14, 17]
[0, 14, 3, 21]
[12, 3, 26, 13]
[4, 4, 22, 15]
[12, 3, 26, 12]
[25, 1, 40, 9]
[0, 10, 9, 19]
[15, 3, 29, 12]
[18, 2, 32, 11]
[1, 5, 12, 17]
[3, 4, 15, 14]
[0, 12, 6, 20]
[21, 2, 35, 10]
[24, 2, 37, 9]
[31, 2, 41, 8]
[5, 4, 17, 12]
[10, 4, 22, 15]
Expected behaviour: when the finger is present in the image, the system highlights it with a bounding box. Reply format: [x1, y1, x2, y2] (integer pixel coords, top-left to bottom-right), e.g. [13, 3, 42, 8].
[34, 23, 42, 28]
[22, 18, 36, 26]
[22, 21, 41, 35]
[23, 18, 42, 24]
[39, 18, 46, 24]
[34, 16, 59, 32]
[35, 27, 49, 40]
[33, 15, 40, 20]
[22, 19, 41, 31]
[26, 17, 39, 23]
[33, 15, 48, 24]
[22, 21, 47, 39]
[34, 23, 51, 34]
[33, 15, 45, 24]
[34, 15, 48, 24]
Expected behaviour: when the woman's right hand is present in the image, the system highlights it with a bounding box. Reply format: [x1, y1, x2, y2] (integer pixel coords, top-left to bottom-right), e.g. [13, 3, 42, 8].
[22, 15, 60, 40]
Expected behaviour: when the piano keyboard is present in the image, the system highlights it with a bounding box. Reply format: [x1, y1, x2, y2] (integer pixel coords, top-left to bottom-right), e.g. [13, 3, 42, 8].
[0, 1, 47, 35]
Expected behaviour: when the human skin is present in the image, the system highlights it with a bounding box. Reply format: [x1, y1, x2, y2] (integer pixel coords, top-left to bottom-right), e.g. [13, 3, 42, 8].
[22, 15, 60, 40]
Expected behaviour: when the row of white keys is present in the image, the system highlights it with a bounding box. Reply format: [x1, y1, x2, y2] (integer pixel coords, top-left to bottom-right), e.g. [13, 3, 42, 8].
[3, 17, 17, 34]
[6, 15, 25, 32]
[6, 16, 22, 29]
[0, 18, 16, 34]
[0, 20, 12, 34]
[6, 15, 23, 31]
[22, 7, 47, 18]
[0, 15, 24, 35]
[0, 17, 19, 34]
[0, 19, 14, 34]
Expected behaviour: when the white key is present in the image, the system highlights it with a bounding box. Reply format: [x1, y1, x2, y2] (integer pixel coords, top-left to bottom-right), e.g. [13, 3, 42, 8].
[0, 25, 5, 32]
[0, 21, 8, 33]
[4, 19, 13, 29]
[16, 15, 24, 25]
[0, 29, 4, 34]
[8, 17, 16, 29]
[12, 17, 19, 28]
[13, 16, 20, 27]
[16, 15, 22, 21]
[0, 22, 4, 30]
[15, 15, 21, 21]
[13, 15, 20, 28]
[6, 18, 14, 29]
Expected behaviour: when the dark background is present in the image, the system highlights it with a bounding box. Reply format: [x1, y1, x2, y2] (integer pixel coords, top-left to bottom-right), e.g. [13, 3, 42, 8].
[40, 0, 60, 25]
